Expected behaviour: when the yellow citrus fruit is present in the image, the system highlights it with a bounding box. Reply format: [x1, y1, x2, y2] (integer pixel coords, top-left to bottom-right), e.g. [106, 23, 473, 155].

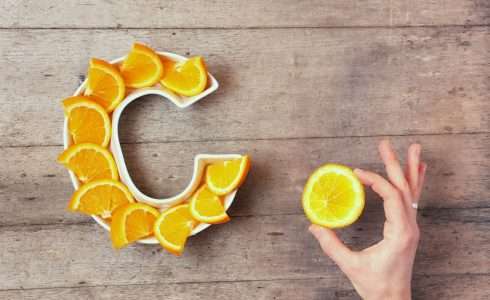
[153, 204, 197, 256]
[302, 164, 365, 228]
[111, 202, 160, 249]
[68, 179, 134, 218]
[190, 185, 230, 224]
[160, 56, 208, 96]
[120, 43, 164, 88]
[57, 143, 119, 184]
[84, 58, 125, 112]
[63, 96, 111, 147]
[206, 155, 250, 195]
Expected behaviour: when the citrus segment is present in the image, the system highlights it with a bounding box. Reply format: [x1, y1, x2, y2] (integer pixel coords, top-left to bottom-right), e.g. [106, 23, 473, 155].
[68, 179, 134, 217]
[160, 56, 208, 96]
[153, 204, 197, 256]
[190, 185, 230, 224]
[302, 164, 365, 228]
[206, 156, 250, 195]
[111, 203, 160, 249]
[120, 43, 164, 88]
[84, 58, 125, 112]
[57, 143, 119, 184]
[63, 96, 111, 147]
[160, 55, 176, 72]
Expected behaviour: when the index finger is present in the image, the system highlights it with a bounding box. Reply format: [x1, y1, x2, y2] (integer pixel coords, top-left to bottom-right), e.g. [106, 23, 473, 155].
[354, 168, 408, 226]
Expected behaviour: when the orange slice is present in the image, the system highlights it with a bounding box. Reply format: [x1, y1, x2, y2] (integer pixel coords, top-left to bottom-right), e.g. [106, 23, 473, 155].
[153, 204, 197, 256]
[111, 203, 160, 249]
[120, 43, 164, 88]
[63, 96, 111, 147]
[206, 156, 251, 195]
[84, 58, 125, 112]
[57, 143, 118, 184]
[68, 179, 134, 217]
[302, 164, 365, 228]
[189, 185, 230, 224]
[160, 56, 208, 96]
[160, 55, 176, 72]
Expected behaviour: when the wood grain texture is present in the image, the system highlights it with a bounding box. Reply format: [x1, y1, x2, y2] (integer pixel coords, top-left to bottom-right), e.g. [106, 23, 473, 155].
[1, 1, 488, 297]
[0, 0, 489, 28]
[1, 134, 488, 226]
[1, 274, 488, 300]
[0, 210, 488, 290]
[0, 278, 355, 300]
[0, 27, 489, 147]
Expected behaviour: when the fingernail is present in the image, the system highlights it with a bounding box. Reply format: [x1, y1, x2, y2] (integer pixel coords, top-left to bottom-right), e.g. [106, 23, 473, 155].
[354, 168, 363, 175]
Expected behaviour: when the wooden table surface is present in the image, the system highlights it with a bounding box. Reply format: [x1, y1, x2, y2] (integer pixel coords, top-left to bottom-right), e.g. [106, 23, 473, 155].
[0, 1, 489, 299]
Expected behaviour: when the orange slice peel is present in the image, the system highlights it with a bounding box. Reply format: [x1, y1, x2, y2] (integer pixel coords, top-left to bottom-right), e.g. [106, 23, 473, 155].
[160, 56, 208, 96]
[120, 43, 164, 88]
[206, 155, 251, 195]
[190, 185, 230, 224]
[84, 58, 125, 112]
[111, 202, 160, 249]
[68, 179, 134, 217]
[63, 96, 111, 147]
[153, 204, 197, 256]
[57, 143, 119, 184]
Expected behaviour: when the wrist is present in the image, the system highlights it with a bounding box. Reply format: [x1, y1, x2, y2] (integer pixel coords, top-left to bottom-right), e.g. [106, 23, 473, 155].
[385, 288, 411, 300]
[364, 287, 411, 300]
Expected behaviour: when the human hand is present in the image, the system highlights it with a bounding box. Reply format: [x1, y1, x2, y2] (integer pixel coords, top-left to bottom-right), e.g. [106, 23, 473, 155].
[309, 140, 427, 300]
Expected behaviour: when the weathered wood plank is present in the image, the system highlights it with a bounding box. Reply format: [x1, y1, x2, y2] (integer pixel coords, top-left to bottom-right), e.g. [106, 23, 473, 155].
[1, 134, 488, 226]
[0, 27, 489, 147]
[0, 278, 354, 300]
[1, 0, 489, 28]
[1, 274, 488, 300]
[413, 274, 490, 300]
[0, 211, 488, 290]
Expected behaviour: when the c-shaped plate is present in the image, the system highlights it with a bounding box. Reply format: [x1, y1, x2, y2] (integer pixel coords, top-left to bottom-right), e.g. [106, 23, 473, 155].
[63, 51, 240, 244]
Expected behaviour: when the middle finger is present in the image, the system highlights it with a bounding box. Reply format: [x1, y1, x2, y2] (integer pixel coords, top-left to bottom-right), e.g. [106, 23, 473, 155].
[378, 140, 411, 205]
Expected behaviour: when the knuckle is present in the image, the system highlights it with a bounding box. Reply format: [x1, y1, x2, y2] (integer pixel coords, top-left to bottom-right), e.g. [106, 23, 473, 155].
[373, 173, 386, 184]
[340, 256, 360, 274]
[398, 226, 420, 249]
[398, 237, 412, 250]
[400, 181, 411, 195]
[390, 187, 404, 201]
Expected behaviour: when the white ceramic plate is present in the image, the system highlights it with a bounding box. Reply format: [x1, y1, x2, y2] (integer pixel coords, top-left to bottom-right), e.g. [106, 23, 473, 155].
[63, 51, 241, 244]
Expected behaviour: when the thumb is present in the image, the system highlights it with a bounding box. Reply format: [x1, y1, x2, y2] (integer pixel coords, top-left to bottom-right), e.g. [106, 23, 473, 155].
[309, 224, 357, 271]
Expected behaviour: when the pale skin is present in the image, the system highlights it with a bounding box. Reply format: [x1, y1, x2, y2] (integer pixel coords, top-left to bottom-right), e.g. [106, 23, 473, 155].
[309, 140, 427, 300]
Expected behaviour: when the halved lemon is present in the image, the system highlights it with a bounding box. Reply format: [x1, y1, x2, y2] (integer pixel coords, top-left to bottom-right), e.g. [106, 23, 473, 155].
[63, 96, 111, 147]
[206, 155, 250, 195]
[57, 143, 119, 184]
[111, 202, 160, 249]
[302, 164, 365, 228]
[190, 185, 230, 224]
[160, 56, 208, 96]
[153, 204, 197, 256]
[120, 43, 164, 88]
[84, 58, 125, 112]
[68, 179, 134, 218]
